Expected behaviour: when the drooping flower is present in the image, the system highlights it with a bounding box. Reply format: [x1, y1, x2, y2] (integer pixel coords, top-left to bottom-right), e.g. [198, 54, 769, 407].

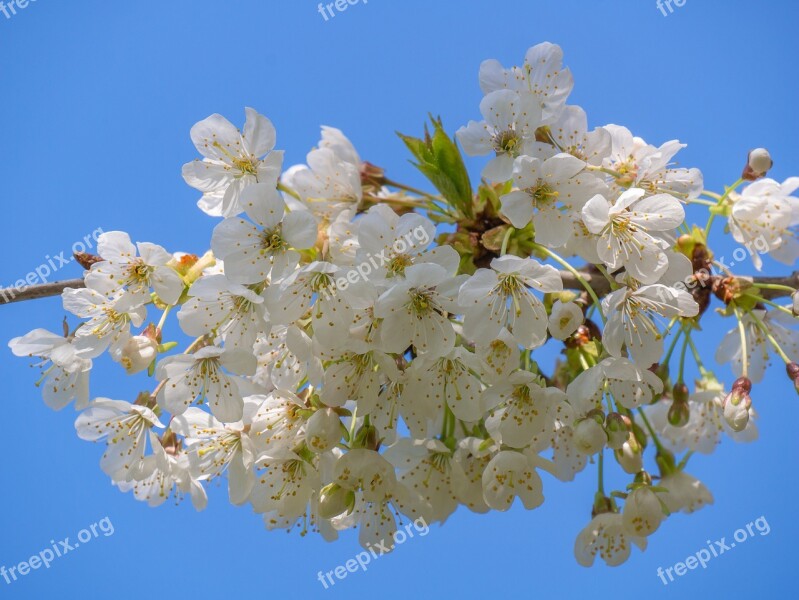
[481, 450, 544, 511]
[574, 512, 647, 567]
[9, 328, 92, 410]
[75, 398, 165, 481]
[156, 346, 257, 422]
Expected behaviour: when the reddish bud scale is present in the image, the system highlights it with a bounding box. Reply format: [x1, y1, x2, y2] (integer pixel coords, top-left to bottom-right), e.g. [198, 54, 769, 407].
[732, 377, 752, 394]
[672, 383, 690, 404]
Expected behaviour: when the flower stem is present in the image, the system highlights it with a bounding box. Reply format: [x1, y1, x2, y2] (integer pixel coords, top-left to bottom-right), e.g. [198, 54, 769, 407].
[501, 227, 515, 256]
[662, 322, 684, 367]
[677, 327, 690, 385]
[638, 408, 666, 455]
[531, 243, 606, 323]
[685, 333, 708, 375]
[751, 296, 795, 316]
[277, 182, 301, 201]
[748, 310, 792, 364]
[732, 306, 750, 377]
[156, 306, 172, 332]
[750, 283, 797, 293]
[597, 451, 605, 496]
[704, 177, 744, 239]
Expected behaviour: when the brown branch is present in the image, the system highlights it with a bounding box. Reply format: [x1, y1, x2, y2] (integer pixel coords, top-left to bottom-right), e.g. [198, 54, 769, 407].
[0, 279, 86, 305]
[1, 270, 797, 307]
[735, 272, 799, 299]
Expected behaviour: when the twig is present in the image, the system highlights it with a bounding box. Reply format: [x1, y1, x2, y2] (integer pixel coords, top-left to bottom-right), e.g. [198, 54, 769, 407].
[2, 270, 798, 306]
[0, 279, 86, 305]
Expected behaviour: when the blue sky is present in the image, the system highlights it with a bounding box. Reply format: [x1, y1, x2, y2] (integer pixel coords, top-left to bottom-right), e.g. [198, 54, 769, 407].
[1, 0, 797, 598]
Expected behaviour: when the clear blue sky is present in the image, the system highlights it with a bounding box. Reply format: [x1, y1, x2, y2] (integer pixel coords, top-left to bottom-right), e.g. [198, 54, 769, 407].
[1, 1, 797, 598]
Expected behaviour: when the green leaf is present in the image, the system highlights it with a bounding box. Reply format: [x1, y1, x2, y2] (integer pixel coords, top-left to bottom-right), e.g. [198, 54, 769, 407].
[398, 116, 474, 218]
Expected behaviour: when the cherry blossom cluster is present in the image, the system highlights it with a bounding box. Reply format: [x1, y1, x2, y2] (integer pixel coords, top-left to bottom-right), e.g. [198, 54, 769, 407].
[9, 42, 799, 567]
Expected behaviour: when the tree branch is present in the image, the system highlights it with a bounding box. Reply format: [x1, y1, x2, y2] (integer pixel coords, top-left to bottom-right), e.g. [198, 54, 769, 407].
[1, 271, 797, 306]
[0, 279, 86, 305]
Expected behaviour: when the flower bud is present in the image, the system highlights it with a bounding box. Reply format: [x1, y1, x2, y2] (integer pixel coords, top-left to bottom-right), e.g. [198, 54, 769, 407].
[305, 408, 342, 453]
[604, 413, 630, 450]
[668, 400, 690, 428]
[631, 421, 648, 451]
[116, 335, 158, 375]
[792, 291, 799, 317]
[653, 362, 670, 387]
[351, 423, 380, 451]
[615, 440, 643, 474]
[723, 378, 752, 432]
[573, 418, 607, 455]
[317, 483, 355, 520]
[73, 251, 103, 270]
[723, 398, 750, 432]
[787, 363, 799, 395]
[742, 148, 773, 181]
[732, 376, 752, 395]
[672, 382, 689, 404]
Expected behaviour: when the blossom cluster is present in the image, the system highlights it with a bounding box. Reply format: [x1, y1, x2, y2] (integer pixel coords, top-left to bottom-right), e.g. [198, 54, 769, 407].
[9, 42, 799, 567]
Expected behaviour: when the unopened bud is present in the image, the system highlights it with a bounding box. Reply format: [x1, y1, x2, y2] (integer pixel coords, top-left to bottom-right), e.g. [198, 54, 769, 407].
[653, 362, 670, 386]
[615, 439, 643, 474]
[605, 413, 630, 450]
[631, 421, 648, 450]
[731, 376, 752, 394]
[792, 291, 799, 317]
[723, 381, 752, 432]
[352, 423, 380, 451]
[742, 148, 773, 181]
[73, 251, 103, 270]
[723, 397, 750, 432]
[573, 418, 607, 455]
[586, 408, 606, 425]
[668, 400, 691, 428]
[318, 483, 355, 520]
[672, 382, 690, 404]
[786, 362, 799, 382]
